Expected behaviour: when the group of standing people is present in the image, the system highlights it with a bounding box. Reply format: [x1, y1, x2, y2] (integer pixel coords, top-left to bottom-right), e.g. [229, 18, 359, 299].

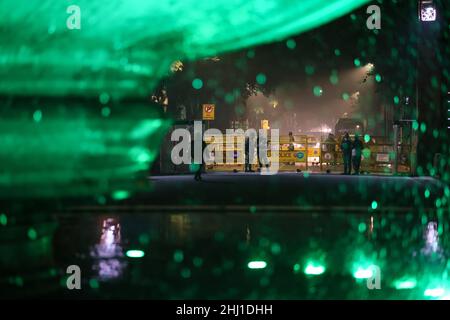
[340, 132, 363, 175]
[244, 134, 270, 172]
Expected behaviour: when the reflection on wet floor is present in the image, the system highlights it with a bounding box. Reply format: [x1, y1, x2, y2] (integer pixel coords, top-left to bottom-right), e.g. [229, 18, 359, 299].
[90, 218, 126, 281]
[1, 209, 449, 299]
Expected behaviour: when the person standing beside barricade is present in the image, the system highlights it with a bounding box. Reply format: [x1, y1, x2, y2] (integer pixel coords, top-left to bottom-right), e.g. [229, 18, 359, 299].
[340, 132, 352, 175]
[352, 134, 363, 175]
[244, 135, 255, 172]
[288, 131, 295, 166]
[324, 133, 337, 167]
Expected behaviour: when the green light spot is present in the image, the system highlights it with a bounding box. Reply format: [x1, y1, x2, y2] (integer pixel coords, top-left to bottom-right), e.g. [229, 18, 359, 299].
[0, 213, 7, 226]
[139, 234, 150, 245]
[126, 249, 145, 258]
[305, 65, 315, 75]
[15, 277, 24, 287]
[193, 257, 203, 267]
[353, 267, 373, 279]
[256, 73, 266, 85]
[174, 250, 184, 263]
[412, 121, 419, 131]
[304, 262, 326, 275]
[192, 78, 203, 89]
[33, 110, 42, 123]
[286, 39, 296, 49]
[249, 206, 257, 214]
[432, 129, 439, 138]
[225, 93, 235, 104]
[375, 74, 382, 82]
[350, 14, 357, 21]
[393, 96, 400, 104]
[358, 222, 367, 233]
[354, 58, 361, 67]
[371, 201, 378, 210]
[364, 134, 371, 143]
[27, 228, 37, 240]
[293, 263, 301, 273]
[89, 279, 99, 289]
[393, 278, 417, 290]
[181, 268, 191, 279]
[247, 50, 255, 59]
[329, 73, 339, 85]
[334, 49, 341, 56]
[313, 86, 323, 97]
[112, 190, 130, 200]
[270, 243, 281, 255]
[342, 93, 350, 101]
[424, 189, 430, 198]
[424, 288, 445, 298]
[420, 122, 427, 133]
[436, 198, 442, 208]
[362, 148, 371, 158]
[99, 92, 110, 105]
[101, 107, 111, 117]
[247, 261, 267, 269]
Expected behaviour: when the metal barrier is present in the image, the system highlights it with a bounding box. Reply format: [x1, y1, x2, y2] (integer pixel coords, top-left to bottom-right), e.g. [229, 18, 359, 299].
[204, 134, 411, 174]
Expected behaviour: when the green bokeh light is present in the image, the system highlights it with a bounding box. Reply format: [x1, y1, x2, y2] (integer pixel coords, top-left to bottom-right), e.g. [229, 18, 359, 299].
[393, 96, 400, 104]
[0, 213, 7, 226]
[126, 249, 145, 258]
[313, 86, 323, 97]
[256, 73, 267, 85]
[248, 261, 267, 269]
[305, 65, 315, 75]
[393, 278, 417, 290]
[353, 267, 373, 279]
[371, 201, 378, 210]
[27, 228, 37, 240]
[286, 39, 296, 49]
[424, 288, 445, 298]
[192, 78, 203, 90]
[174, 250, 184, 263]
[33, 110, 42, 123]
[112, 190, 130, 201]
[304, 261, 326, 275]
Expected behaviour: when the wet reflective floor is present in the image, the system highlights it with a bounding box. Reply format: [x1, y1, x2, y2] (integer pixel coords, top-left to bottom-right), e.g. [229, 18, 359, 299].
[1, 208, 449, 299]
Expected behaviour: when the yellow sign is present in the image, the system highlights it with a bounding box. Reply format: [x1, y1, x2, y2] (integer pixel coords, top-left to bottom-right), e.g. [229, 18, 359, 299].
[273, 151, 306, 163]
[261, 119, 269, 129]
[202, 104, 215, 120]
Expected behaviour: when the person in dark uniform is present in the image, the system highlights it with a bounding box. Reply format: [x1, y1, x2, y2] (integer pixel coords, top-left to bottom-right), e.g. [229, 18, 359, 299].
[352, 134, 363, 175]
[244, 136, 255, 172]
[288, 131, 295, 151]
[257, 131, 270, 170]
[192, 133, 206, 181]
[324, 133, 337, 166]
[340, 132, 352, 175]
